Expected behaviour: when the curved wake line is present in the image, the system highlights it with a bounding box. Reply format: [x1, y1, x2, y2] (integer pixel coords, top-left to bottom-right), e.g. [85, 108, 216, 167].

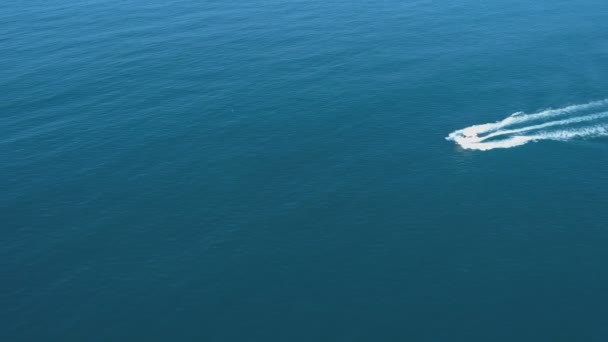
[478, 111, 608, 142]
[447, 99, 608, 151]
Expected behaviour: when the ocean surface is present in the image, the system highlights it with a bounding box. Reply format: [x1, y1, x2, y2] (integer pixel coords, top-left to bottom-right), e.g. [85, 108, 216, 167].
[4, 0, 608, 340]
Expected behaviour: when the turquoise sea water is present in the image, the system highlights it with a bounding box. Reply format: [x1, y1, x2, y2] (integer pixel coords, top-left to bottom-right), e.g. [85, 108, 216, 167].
[4, 0, 608, 340]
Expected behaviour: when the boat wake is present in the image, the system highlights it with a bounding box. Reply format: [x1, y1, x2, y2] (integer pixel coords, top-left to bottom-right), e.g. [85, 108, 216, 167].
[446, 99, 608, 151]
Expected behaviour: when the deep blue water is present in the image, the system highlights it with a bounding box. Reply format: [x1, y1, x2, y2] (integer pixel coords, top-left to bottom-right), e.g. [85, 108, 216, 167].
[4, 0, 608, 340]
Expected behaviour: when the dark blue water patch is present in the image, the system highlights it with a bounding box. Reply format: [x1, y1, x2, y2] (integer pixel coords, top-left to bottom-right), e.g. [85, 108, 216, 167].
[4, 0, 608, 341]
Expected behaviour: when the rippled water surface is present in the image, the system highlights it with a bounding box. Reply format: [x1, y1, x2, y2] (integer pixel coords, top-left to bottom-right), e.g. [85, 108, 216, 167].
[4, 0, 608, 340]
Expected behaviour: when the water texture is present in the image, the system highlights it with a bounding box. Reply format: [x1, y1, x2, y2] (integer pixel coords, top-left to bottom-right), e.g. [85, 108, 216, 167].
[3, 0, 608, 341]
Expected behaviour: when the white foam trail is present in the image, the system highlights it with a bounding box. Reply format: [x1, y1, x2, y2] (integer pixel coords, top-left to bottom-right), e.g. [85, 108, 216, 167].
[479, 111, 608, 142]
[446, 99, 608, 151]
[531, 125, 608, 141]
[506, 99, 608, 124]
[457, 135, 532, 151]
[447, 99, 608, 140]
[455, 123, 608, 150]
